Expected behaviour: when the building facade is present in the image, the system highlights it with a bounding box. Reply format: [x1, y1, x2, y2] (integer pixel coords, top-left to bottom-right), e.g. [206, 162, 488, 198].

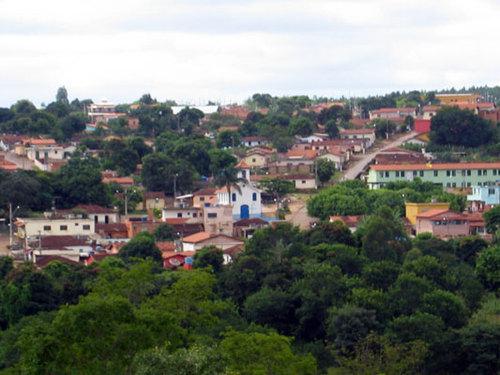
[368, 162, 500, 189]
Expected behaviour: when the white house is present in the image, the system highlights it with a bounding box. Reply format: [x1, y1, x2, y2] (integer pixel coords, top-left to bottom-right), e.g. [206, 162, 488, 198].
[216, 160, 262, 219]
[16, 218, 95, 239]
[339, 129, 376, 148]
[241, 136, 269, 148]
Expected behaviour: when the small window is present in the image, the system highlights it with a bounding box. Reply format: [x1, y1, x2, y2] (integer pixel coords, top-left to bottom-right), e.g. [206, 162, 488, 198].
[395, 171, 400, 177]
[232, 193, 237, 202]
[488, 188, 495, 195]
[43, 225, 51, 231]
[177, 213, 182, 218]
[451, 170, 456, 177]
[207, 213, 217, 218]
[446, 170, 451, 177]
[452, 182, 456, 188]
[483, 170, 487, 176]
[379, 172, 384, 178]
[60, 225, 68, 231]
[193, 213, 197, 218]
[200, 197, 205, 202]
[252, 193, 257, 201]
[478, 170, 482, 176]
[467, 170, 471, 176]
[419, 171, 424, 177]
[83, 225, 90, 230]
[413, 171, 417, 177]
[434, 170, 438, 177]
[252, 158, 256, 162]
[74, 223, 79, 226]
[446, 183, 451, 187]
[494, 170, 498, 176]
[385, 171, 389, 178]
[401, 171, 405, 177]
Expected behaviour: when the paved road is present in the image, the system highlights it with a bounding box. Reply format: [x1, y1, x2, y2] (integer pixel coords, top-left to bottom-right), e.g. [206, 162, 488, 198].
[0, 151, 34, 170]
[342, 131, 418, 180]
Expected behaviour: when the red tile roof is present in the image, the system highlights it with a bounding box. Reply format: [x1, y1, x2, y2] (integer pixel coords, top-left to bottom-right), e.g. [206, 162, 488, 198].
[193, 188, 217, 196]
[144, 191, 166, 200]
[38, 235, 89, 250]
[156, 241, 176, 252]
[371, 162, 500, 171]
[417, 210, 467, 221]
[182, 231, 212, 243]
[35, 255, 80, 268]
[234, 218, 269, 227]
[340, 128, 375, 135]
[330, 215, 364, 227]
[285, 149, 317, 160]
[416, 209, 450, 218]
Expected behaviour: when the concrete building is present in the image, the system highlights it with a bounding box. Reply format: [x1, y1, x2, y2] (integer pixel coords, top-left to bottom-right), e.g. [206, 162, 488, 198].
[415, 210, 470, 238]
[339, 129, 376, 148]
[16, 218, 95, 239]
[467, 185, 500, 206]
[435, 93, 481, 105]
[367, 162, 500, 189]
[181, 232, 243, 252]
[405, 202, 451, 225]
[203, 205, 234, 236]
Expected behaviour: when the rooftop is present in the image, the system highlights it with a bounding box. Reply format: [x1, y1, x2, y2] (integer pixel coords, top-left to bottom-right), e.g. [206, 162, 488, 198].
[371, 162, 500, 172]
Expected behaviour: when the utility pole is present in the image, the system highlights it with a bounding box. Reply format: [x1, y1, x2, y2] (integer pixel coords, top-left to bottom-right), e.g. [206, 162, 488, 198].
[8, 202, 12, 247]
[124, 187, 129, 216]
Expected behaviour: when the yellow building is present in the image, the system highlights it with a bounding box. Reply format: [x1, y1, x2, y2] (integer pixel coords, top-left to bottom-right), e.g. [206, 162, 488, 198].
[243, 152, 271, 168]
[405, 202, 450, 225]
[436, 93, 481, 105]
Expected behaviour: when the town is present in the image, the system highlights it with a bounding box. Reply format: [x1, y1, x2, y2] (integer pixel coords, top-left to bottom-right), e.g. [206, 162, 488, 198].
[0, 88, 498, 374]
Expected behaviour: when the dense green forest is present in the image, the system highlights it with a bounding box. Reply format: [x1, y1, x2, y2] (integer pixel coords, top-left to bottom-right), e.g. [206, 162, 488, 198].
[0, 211, 498, 374]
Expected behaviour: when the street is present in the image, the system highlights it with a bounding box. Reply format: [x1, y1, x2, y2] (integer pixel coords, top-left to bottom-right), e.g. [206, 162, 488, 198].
[342, 131, 418, 180]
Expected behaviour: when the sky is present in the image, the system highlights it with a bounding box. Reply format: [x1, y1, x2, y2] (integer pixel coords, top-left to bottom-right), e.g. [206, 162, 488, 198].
[0, 0, 499, 107]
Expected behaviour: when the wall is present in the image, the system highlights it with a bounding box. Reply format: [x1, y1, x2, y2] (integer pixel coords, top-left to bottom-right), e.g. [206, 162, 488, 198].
[405, 202, 450, 225]
[21, 219, 95, 237]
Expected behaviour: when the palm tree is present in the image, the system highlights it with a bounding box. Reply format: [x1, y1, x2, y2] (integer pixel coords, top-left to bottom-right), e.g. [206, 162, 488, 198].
[214, 166, 246, 204]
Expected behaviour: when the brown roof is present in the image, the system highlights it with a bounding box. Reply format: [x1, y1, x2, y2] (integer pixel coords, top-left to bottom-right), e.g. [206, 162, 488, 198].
[38, 235, 89, 250]
[416, 209, 465, 220]
[95, 223, 127, 233]
[193, 188, 217, 196]
[285, 149, 317, 160]
[75, 204, 115, 214]
[144, 191, 166, 200]
[35, 255, 80, 268]
[156, 241, 176, 252]
[330, 215, 364, 227]
[340, 128, 375, 135]
[182, 231, 212, 243]
[371, 162, 500, 171]
[223, 244, 244, 257]
[234, 218, 269, 227]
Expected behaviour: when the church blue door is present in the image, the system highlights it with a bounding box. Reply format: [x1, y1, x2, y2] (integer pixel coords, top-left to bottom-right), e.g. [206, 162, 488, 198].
[240, 205, 250, 219]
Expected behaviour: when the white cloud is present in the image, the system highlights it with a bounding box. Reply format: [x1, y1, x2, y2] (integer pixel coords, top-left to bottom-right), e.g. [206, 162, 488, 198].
[0, 0, 499, 106]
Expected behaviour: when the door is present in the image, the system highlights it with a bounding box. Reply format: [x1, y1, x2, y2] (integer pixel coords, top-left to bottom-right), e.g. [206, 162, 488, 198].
[240, 204, 250, 219]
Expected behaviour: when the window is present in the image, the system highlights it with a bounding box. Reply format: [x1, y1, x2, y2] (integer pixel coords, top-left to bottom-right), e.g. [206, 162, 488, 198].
[446, 183, 451, 187]
[252, 193, 257, 201]
[232, 193, 237, 202]
[302, 180, 306, 184]
[380, 172, 384, 178]
[200, 197, 205, 202]
[60, 225, 68, 231]
[446, 170, 451, 177]
[385, 171, 389, 178]
[401, 171, 405, 177]
[413, 171, 417, 177]
[419, 171, 424, 177]
[467, 182, 471, 187]
[467, 170, 471, 176]
[177, 213, 182, 218]
[478, 170, 482, 176]
[494, 170, 498, 176]
[83, 225, 90, 230]
[488, 188, 495, 195]
[452, 182, 456, 188]
[434, 170, 438, 177]
[74, 223, 79, 226]
[43, 225, 51, 231]
[451, 170, 456, 177]
[193, 213, 197, 218]
[395, 171, 400, 177]
[483, 170, 487, 176]
[207, 213, 217, 218]
[252, 158, 256, 162]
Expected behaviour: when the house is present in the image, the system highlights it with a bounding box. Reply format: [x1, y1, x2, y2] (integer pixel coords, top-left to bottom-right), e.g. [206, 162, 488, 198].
[317, 150, 348, 171]
[435, 93, 481, 105]
[415, 210, 471, 238]
[125, 217, 163, 238]
[86, 100, 122, 125]
[414, 119, 431, 133]
[0, 155, 17, 171]
[422, 105, 441, 120]
[15, 217, 95, 239]
[216, 161, 262, 219]
[467, 185, 500, 207]
[101, 171, 135, 187]
[374, 148, 429, 165]
[241, 136, 269, 148]
[193, 188, 218, 208]
[233, 218, 269, 239]
[0, 134, 26, 151]
[136, 192, 167, 211]
[161, 207, 203, 222]
[203, 205, 234, 236]
[297, 135, 326, 143]
[329, 215, 364, 232]
[243, 150, 273, 169]
[95, 223, 129, 239]
[34, 255, 81, 269]
[339, 129, 376, 148]
[27, 235, 93, 263]
[367, 162, 500, 189]
[162, 219, 205, 237]
[405, 202, 451, 225]
[369, 107, 417, 120]
[283, 174, 317, 190]
[181, 231, 244, 252]
[162, 250, 195, 270]
[57, 204, 120, 224]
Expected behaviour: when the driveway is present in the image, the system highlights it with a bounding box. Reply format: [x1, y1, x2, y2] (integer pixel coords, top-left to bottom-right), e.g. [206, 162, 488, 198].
[343, 131, 418, 180]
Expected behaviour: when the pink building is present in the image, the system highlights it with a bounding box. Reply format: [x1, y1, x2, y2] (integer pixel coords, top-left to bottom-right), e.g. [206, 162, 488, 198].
[415, 209, 470, 238]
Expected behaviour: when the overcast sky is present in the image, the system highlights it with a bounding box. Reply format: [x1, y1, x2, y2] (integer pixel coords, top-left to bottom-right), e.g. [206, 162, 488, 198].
[0, 0, 499, 107]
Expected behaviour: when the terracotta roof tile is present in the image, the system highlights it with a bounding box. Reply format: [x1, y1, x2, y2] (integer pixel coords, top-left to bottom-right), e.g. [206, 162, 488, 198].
[371, 162, 500, 172]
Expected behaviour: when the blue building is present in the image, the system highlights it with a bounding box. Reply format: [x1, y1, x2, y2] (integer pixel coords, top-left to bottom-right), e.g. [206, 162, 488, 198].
[467, 185, 500, 206]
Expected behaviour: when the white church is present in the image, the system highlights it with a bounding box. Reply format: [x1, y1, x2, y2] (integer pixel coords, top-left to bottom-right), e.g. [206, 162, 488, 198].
[216, 160, 262, 220]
